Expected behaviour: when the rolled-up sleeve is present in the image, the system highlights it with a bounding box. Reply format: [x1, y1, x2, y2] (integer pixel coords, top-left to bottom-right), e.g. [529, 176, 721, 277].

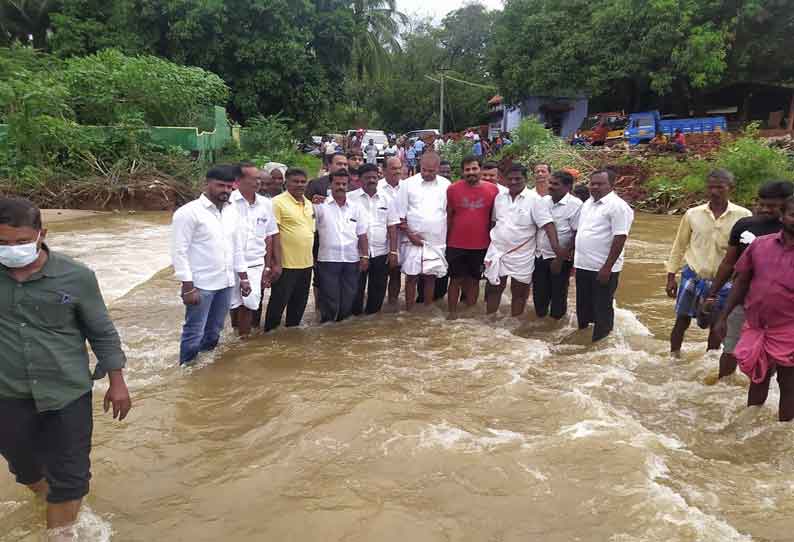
[78, 270, 127, 379]
[387, 198, 401, 226]
[397, 184, 409, 220]
[171, 208, 194, 282]
[665, 212, 692, 273]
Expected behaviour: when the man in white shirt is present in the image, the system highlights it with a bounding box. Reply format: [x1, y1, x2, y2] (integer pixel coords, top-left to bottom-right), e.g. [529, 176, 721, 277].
[574, 169, 634, 341]
[397, 152, 451, 311]
[531, 163, 552, 197]
[481, 161, 508, 195]
[533, 170, 582, 319]
[350, 164, 400, 315]
[484, 164, 564, 317]
[377, 156, 404, 307]
[171, 165, 251, 365]
[228, 162, 281, 338]
[314, 169, 370, 323]
[364, 139, 378, 165]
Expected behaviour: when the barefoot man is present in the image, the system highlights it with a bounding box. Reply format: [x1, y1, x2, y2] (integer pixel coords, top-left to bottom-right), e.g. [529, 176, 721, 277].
[0, 197, 131, 540]
[397, 152, 451, 310]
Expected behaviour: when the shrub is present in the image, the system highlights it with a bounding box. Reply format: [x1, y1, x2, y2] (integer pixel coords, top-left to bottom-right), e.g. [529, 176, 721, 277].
[439, 138, 473, 177]
[62, 49, 229, 126]
[713, 124, 793, 204]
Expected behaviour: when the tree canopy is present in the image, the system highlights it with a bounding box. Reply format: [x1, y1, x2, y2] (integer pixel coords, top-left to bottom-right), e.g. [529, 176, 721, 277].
[490, 0, 794, 114]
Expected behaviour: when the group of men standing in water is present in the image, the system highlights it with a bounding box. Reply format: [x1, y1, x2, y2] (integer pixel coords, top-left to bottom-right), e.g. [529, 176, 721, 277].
[664, 172, 794, 421]
[3, 153, 794, 540]
[170, 151, 636, 368]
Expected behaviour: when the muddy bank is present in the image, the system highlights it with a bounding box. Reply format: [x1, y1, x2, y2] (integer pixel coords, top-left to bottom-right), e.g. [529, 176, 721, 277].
[41, 209, 109, 223]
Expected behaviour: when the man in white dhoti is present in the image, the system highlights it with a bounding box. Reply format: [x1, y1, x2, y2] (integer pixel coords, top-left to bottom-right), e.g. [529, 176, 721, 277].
[484, 163, 566, 317]
[397, 152, 451, 311]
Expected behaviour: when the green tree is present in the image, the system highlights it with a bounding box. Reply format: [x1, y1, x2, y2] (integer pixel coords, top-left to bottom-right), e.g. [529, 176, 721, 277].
[365, 7, 494, 133]
[490, 0, 794, 115]
[45, 0, 358, 129]
[349, 0, 407, 81]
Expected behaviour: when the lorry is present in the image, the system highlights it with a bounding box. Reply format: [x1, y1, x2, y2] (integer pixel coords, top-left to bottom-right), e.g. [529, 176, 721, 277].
[580, 112, 627, 144]
[623, 110, 727, 145]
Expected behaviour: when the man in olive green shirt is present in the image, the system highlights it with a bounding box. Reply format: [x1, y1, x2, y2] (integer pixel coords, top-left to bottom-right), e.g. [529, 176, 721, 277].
[0, 197, 131, 538]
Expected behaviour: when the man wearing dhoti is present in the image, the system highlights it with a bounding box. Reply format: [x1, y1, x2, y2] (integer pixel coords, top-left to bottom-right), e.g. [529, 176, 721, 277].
[396, 152, 451, 311]
[484, 164, 565, 317]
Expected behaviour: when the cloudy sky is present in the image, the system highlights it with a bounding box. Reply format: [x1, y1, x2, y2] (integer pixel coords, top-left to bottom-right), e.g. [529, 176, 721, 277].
[397, 0, 503, 21]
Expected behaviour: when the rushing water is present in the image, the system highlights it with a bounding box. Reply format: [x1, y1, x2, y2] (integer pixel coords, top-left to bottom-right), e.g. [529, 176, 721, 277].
[2, 212, 792, 541]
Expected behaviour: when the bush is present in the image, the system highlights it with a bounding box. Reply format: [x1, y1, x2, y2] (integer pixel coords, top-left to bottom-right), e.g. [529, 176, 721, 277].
[61, 49, 229, 126]
[643, 124, 793, 208]
[439, 138, 474, 177]
[714, 124, 793, 203]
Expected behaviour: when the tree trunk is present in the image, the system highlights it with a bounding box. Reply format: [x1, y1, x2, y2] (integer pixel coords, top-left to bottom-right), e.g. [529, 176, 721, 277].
[32, 28, 47, 51]
[787, 91, 794, 132]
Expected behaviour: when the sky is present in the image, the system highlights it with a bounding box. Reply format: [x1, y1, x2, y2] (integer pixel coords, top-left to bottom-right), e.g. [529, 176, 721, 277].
[397, 0, 503, 22]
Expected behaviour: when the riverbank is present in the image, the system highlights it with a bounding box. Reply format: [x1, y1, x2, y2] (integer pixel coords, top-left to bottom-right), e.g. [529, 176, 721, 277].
[42, 209, 108, 223]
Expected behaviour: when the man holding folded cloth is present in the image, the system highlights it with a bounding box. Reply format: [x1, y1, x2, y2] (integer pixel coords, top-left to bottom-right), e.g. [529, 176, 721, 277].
[484, 164, 566, 317]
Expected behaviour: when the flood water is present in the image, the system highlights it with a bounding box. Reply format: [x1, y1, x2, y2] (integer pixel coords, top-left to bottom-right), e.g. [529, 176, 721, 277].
[2, 212, 792, 541]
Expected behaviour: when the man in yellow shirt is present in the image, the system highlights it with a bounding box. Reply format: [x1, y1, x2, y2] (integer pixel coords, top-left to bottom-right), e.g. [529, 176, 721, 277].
[665, 169, 751, 355]
[264, 168, 315, 331]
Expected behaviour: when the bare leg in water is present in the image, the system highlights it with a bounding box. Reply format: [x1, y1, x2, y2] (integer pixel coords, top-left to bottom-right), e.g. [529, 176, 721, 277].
[405, 275, 418, 311]
[509, 279, 530, 317]
[669, 315, 691, 356]
[27, 480, 81, 541]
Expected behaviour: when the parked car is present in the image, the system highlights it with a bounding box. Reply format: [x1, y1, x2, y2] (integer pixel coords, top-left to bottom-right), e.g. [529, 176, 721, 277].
[404, 129, 440, 144]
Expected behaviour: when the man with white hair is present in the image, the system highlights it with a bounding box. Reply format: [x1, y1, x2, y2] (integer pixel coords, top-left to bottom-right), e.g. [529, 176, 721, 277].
[229, 162, 281, 337]
[397, 152, 451, 311]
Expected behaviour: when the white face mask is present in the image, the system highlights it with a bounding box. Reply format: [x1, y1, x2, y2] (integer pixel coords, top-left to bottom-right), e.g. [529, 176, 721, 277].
[0, 234, 40, 268]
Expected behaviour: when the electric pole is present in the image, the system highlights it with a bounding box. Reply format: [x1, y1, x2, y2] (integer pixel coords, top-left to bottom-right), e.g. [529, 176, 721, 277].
[439, 72, 444, 135]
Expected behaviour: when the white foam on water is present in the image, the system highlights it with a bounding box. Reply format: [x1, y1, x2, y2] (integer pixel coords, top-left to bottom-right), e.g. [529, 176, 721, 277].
[613, 306, 653, 339]
[45, 505, 112, 542]
[642, 454, 751, 541]
[417, 422, 528, 453]
[557, 419, 621, 439]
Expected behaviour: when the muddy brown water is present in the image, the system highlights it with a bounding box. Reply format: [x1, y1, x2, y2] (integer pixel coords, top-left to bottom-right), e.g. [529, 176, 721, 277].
[1, 212, 792, 541]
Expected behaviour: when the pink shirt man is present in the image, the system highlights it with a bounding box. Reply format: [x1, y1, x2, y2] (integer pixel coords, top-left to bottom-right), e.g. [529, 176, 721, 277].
[733, 231, 794, 382]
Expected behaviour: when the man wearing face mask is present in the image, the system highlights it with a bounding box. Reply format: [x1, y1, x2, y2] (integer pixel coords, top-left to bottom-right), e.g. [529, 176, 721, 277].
[0, 197, 131, 538]
[171, 165, 250, 364]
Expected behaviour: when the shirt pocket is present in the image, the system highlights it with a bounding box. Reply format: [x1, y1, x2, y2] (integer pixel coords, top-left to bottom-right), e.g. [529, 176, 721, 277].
[514, 207, 534, 227]
[22, 289, 75, 328]
[254, 217, 270, 237]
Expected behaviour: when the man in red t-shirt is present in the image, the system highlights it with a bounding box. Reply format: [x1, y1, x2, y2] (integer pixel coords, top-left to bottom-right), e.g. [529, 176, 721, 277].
[446, 155, 499, 318]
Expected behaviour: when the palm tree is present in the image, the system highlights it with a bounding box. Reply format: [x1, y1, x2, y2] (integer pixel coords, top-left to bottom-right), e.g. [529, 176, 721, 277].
[0, 0, 57, 49]
[350, 0, 407, 81]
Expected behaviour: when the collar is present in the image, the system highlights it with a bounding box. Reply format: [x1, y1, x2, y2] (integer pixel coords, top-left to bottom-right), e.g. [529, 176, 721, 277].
[199, 193, 229, 209]
[550, 192, 574, 206]
[593, 190, 617, 204]
[230, 189, 259, 205]
[326, 197, 349, 208]
[506, 187, 530, 200]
